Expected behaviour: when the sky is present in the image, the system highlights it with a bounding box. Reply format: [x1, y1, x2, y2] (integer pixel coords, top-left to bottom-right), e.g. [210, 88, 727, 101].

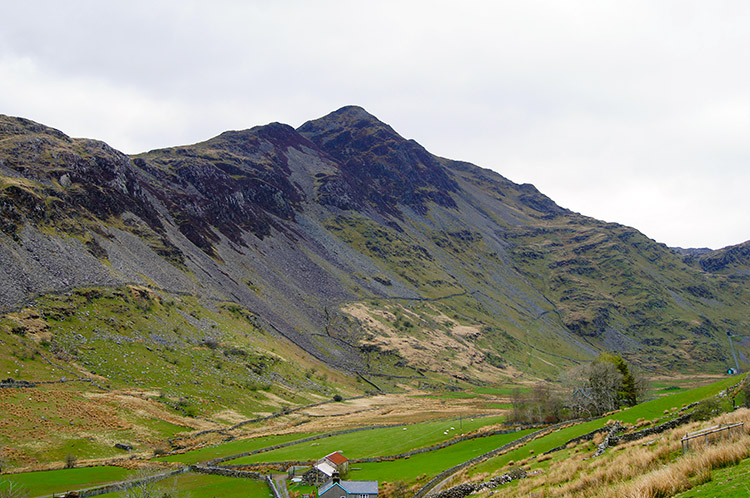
[1, 1, 748, 249]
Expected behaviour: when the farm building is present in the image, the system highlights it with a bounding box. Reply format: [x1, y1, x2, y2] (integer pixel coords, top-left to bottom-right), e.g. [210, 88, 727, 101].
[302, 451, 351, 485]
[318, 473, 378, 498]
[319, 451, 350, 474]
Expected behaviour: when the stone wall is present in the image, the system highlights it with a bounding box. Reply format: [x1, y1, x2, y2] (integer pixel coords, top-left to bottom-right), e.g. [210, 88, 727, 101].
[542, 425, 611, 455]
[431, 469, 527, 498]
[267, 475, 283, 498]
[218, 424, 548, 470]
[611, 413, 693, 445]
[205, 423, 403, 466]
[74, 467, 189, 498]
[170, 395, 375, 448]
[351, 425, 546, 465]
[411, 421, 577, 498]
[190, 464, 263, 479]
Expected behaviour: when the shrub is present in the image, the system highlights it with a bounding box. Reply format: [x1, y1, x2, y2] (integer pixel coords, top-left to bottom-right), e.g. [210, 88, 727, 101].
[692, 397, 722, 421]
[202, 338, 219, 349]
[10, 326, 26, 336]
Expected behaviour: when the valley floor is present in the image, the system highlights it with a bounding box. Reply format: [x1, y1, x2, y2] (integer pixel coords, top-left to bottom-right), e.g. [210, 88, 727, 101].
[1, 374, 748, 498]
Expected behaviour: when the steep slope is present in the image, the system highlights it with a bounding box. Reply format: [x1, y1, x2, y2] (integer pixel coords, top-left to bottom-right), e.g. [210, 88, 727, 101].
[1, 106, 749, 387]
[690, 240, 750, 277]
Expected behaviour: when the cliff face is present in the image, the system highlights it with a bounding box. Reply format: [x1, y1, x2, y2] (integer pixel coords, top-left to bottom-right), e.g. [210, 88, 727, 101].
[1, 106, 748, 376]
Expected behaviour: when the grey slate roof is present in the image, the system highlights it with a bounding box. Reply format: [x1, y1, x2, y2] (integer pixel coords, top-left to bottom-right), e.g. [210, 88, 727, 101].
[319, 480, 378, 495]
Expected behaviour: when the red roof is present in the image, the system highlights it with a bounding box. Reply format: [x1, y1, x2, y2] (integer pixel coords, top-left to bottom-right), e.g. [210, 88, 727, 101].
[325, 451, 349, 465]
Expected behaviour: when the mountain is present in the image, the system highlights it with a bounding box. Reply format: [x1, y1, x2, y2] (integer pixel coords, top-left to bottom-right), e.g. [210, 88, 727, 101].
[1, 105, 749, 386]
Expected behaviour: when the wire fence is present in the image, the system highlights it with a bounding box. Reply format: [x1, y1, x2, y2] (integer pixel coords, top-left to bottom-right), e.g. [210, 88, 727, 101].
[681, 423, 744, 454]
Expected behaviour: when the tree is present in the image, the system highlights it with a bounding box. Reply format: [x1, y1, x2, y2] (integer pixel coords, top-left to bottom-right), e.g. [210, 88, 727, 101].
[120, 467, 171, 498]
[563, 356, 630, 416]
[596, 353, 639, 406]
[508, 387, 528, 424]
[587, 361, 623, 414]
[0, 480, 28, 498]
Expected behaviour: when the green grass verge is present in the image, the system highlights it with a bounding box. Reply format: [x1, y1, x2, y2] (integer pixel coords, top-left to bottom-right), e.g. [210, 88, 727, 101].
[675, 456, 750, 497]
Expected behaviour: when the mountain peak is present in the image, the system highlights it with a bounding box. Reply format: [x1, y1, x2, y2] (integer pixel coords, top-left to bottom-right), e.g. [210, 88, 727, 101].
[310, 105, 382, 125]
[297, 105, 401, 144]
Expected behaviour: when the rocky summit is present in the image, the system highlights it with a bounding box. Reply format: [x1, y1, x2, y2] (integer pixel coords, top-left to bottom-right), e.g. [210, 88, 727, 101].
[1, 105, 749, 383]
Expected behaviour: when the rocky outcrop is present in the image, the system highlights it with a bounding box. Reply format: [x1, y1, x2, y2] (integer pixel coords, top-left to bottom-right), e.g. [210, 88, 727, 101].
[1, 106, 748, 378]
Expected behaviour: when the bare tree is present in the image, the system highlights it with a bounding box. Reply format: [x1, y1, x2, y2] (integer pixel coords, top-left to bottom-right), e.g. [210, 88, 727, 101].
[562, 360, 623, 416]
[588, 361, 623, 413]
[120, 467, 169, 498]
[631, 366, 650, 403]
[0, 480, 28, 498]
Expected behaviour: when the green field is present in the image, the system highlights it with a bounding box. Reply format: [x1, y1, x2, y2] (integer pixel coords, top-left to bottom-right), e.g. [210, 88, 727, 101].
[470, 375, 745, 476]
[0, 466, 132, 497]
[469, 419, 606, 475]
[159, 431, 319, 465]
[349, 428, 536, 483]
[604, 375, 742, 424]
[3, 376, 743, 496]
[93, 472, 271, 498]
[471, 387, 531, 396]
[227, 415, 507, 464]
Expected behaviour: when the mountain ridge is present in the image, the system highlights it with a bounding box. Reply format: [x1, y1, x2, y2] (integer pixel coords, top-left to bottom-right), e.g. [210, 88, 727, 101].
[1, 107, 749, 381]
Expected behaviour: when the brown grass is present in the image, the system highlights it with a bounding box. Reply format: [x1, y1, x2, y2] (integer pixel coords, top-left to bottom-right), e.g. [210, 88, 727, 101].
[474, 408, 750, 498]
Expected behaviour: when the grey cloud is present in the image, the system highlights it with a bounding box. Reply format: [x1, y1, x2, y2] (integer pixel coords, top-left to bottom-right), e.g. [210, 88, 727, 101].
[1, 0, 748, 248]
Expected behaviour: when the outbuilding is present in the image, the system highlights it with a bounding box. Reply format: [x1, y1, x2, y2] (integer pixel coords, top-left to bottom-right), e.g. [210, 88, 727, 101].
[318, 475, 378, 498]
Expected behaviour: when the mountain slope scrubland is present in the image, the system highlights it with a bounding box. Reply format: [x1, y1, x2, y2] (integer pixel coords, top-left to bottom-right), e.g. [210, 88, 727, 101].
[1, 106, 749, 468]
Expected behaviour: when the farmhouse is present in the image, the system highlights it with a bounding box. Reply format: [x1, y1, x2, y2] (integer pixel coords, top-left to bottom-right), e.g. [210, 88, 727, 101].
[318, 473, 378, 498]
[303, 451, 352, 485]
[319, 451, 350, 474]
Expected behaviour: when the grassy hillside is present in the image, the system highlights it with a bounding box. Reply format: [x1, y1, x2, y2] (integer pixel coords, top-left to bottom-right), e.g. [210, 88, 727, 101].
[1, 375, 746, 497]
[0, 286, 363, 467]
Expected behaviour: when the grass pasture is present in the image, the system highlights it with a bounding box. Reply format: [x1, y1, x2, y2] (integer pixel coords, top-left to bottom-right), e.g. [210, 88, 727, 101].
[227, 415, 507, 465]
[350, 428, 537, 483]
[92, 472, 272, 498]
[0, 466, 131, 497]
[469, 408, 750, 498]
[159, 432, 319, 465]
[471, 374, 746, 477]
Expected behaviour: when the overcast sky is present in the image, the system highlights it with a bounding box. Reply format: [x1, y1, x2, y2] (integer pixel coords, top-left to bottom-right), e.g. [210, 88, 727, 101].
[1, 1, 748, 249]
